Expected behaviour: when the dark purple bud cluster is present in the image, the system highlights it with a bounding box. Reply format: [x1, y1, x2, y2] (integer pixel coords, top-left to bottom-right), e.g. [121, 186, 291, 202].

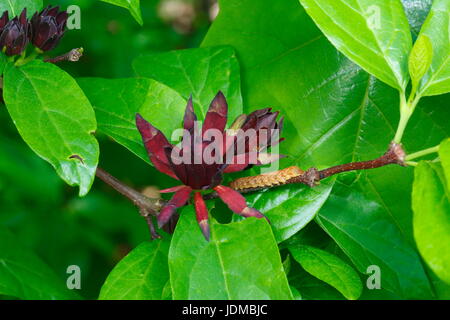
[0, 6, 68, 57]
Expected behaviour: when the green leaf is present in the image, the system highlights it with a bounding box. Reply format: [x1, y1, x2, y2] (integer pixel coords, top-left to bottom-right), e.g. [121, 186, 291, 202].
[316, 180, 434, 299]
[169, 206, 293, 300]
[412, 161, 450, 285]
[0, 227, 79, 300]
[133, 46, 243, 125]
[299, 0, 412, 91]
[409, 34, 433, 88]
[289, 245, 362, 300]
[78, 77, 186, 164]
[245, 179, 334, 243]
[440, 138, 450, 188]
[3, 61, 99, 196]
[99, 239, 171, 300]
[100, 0, 143, 25]
[415, 0, 450, 96]
[287, 253, 345, 300]
[0, 0, 42, 17]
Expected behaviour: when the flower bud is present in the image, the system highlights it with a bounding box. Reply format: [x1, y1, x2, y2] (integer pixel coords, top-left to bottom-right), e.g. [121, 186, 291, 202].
[239, 108, 284, 153]
[0, 9, 29, 56]
[30, 5, 68, 52]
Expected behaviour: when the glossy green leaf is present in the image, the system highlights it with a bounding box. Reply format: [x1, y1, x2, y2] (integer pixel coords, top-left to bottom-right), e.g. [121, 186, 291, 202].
[99, 239, 171, 300]
[299, 0, 412, 91]
[316, 180, 434, 299]
[100, 0, 143, 25]
[0, 227, 79, 300]
[133, 46, 243, 124]
[409, 35, 433, 88]
[289, 245, 362, 300]
[0, 0, 42, 17]
[78, 77, 186, 164]
[440, 138, 450, 188]
[245, 179, 334, 243]
[3, 61, 99, 196]
[412, 162, 450, 285]
[287, 254, 344, 300]
[415, 0, 450, 96]
[169, 206, 293, 300]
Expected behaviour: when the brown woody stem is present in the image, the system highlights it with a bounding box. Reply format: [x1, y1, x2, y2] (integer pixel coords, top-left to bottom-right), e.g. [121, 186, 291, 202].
[287, 142, 406, 187]
[318, 142, 406, 179]
[95, 167, 163, 239]
[44, 48, 84, 64]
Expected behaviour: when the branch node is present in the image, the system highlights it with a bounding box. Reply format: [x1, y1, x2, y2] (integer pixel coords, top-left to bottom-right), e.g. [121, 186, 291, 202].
[387, 142, 406, 166]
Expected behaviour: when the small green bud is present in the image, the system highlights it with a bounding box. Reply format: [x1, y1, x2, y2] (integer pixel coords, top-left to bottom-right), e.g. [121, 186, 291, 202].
[408, 34, 433, 89]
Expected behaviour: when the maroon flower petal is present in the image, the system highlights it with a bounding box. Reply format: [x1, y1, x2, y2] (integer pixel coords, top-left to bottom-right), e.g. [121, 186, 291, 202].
[163, 146, 190, 184]
[257, 111, 279, 130]
[183, 96, 197, 132]
[151, 155, 179, 180]
[159, 185, 186, 193]
[202, 91, 228, 135]
[194, 192, 210, 241]
[214, 185, 267, 220]
[19, 8, 27, 25]
[222, 163, 248, 173]
[136, 113, 177, 179]
[157, 186, 192, 227]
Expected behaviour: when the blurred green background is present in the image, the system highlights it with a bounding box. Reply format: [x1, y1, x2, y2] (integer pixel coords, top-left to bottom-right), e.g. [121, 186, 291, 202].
[0, 0, 216, 299]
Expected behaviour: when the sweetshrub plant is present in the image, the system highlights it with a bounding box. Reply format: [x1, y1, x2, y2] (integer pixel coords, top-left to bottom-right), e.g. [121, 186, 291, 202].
[0, 0, 449, 300]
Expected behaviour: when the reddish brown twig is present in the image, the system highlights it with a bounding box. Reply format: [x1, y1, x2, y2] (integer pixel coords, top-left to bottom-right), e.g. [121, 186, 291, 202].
[44, 48, 84, 64]
[95, 167, 163, 239]
[317, 142, 406, 180]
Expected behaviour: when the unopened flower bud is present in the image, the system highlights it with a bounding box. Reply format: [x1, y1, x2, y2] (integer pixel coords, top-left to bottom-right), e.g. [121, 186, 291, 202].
[30, 5, 68, 52]
[0, 9, 29, 56]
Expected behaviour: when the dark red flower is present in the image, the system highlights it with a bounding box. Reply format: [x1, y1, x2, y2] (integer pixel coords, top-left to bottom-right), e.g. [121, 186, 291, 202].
[0, 9, 29, 56]
[136, 92, 283, 240]
[30, 5, 68, 52]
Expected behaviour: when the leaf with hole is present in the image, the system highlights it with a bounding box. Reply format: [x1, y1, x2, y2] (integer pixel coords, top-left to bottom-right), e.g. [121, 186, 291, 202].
[3, 61, 99, 196]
